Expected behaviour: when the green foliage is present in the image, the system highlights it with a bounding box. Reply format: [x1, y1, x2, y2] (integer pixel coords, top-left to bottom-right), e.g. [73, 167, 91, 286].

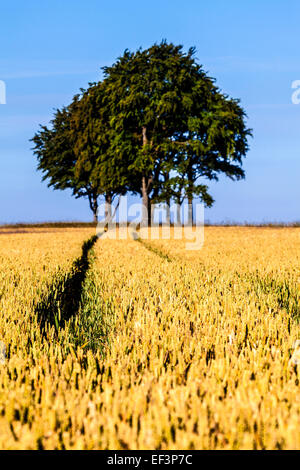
[31, 83, 130, 221]
[103, 40, 252, 219]
[31, 103, 101, 220]
[32, 107, 77, 193]
[69, 83, 130, 199]
[32, 41, 252, 223]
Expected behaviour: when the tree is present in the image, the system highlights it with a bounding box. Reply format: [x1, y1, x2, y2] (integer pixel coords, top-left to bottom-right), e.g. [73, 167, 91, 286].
[31, 81, 128, 222]
[31, 105, 98, 217]
[32, 42, 251, 226]
[103, 41, 252, 225]
[68, 82, 130, 221]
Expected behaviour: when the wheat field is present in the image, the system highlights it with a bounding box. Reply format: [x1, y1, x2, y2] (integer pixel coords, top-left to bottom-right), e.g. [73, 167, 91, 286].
[0, 226, 300, 449]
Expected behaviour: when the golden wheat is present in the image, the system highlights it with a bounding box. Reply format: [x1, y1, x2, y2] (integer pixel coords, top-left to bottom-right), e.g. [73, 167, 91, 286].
[0, 227, 299, 449]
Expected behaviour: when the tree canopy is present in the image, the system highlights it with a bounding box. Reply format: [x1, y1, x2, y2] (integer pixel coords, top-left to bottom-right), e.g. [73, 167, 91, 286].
[32, 41, 252, 224]
[32, 82, 129, 222]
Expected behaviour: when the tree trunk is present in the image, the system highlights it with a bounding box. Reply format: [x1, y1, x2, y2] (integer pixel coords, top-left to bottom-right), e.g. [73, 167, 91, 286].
[87, 192, 98, 223]
[141, 176, 149, 228]
[187, 170, 194, 226]
[187, 195, 193, 226]
[141, 177, 152, 227]
[166, 202, 170, 225]
[92, 194, 98, 224]
[163, 173, 170, 225]
[105, 193, 112, 221]
[176, 202, 181, 226]
[148, 196, 152, 227]
[141, 126, 152, 227]
[93, 211, 98, 224]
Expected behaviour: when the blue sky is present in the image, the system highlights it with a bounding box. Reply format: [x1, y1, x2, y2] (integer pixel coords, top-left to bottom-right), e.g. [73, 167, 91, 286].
[0, 0, 300, 223]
